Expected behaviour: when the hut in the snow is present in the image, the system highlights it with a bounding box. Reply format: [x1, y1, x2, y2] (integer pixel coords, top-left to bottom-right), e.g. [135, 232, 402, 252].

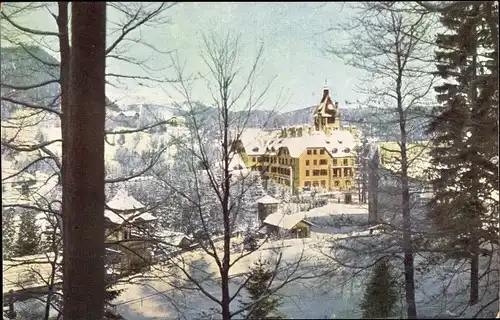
[257, 194, 280, 222]
[104, 189, 157, 274]
[262, 212, 313, 239]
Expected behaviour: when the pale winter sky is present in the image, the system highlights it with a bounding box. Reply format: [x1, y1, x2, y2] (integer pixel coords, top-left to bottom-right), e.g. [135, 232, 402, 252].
[2, 2, 363, 112]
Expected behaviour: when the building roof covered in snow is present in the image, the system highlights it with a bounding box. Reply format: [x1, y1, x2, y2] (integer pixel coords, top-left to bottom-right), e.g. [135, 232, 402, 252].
[106, 189, 145, 211]
[256, 194, 280, 204]
[156, 230, 193, 247]
[104, 209, 156, 225]
[237, 127, 357, 158]
[263, 212, 312, 230]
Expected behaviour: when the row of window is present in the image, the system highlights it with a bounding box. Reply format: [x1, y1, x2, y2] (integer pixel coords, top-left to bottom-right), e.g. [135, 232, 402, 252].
[252, 156, 294, 166]
[303, 180, 352, 188]
[305, 168, 354, 177]
[271, 167, 291, 175]
[305, 159, 328, 166]
[306, 169, 328, 176]
[306, 149, 326, 155]
[253, 157, 354, 167]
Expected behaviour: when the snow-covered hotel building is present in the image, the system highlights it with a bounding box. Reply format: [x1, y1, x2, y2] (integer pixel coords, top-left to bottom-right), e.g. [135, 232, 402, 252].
[233, 85, 361, 193]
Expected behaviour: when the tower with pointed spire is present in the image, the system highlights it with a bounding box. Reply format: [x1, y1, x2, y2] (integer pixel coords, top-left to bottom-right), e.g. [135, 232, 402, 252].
[313, 80, 340, 133]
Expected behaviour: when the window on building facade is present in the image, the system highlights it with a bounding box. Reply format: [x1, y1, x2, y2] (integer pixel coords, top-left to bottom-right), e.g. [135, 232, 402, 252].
[306, 160, 310, 166]
[313, 181, 319, 187]
[346, 180, 351, 188]
[313, 160, 317, 165]
[305, 181, 311, 187]
[320, 169, 328, 175]
[313, 149, 317, 155]
[307, 150, 312, 155]
[320, 149, 325, 155]
[333, 159, 337, 166]
[321, 180, 326, 188]
[320, 159, 327, 165]
[306, 170, 310, 176]
[332, 169, 338, 177]
[343, 159, 348, 166]
[313, 170, 320, 176]
[334, 180, 340, 186]
[252, 157, 256, 162]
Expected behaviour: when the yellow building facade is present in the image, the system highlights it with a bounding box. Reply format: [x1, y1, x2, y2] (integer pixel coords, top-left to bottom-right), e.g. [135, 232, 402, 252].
[234, 86, 359, 193]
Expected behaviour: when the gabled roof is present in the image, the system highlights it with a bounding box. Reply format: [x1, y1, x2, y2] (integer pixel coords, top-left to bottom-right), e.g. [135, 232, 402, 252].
[314, 87, 336, 117]
[104, 210, 156, 225]
[263, 212, 312, 230]
[256, 194, 280, 204]
[238, 128, 358, 159]
[156, 230, 193, 247]
[106, 189, 145, 210]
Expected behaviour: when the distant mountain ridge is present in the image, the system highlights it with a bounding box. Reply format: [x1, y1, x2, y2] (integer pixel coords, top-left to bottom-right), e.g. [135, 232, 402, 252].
[121, 102, 430, 141]
[1, 45, 431, 141]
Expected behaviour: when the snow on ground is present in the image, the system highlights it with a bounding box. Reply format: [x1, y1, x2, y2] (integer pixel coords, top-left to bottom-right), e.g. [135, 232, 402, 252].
[108, 198, 498, 320]
[112, 238, 339, 319]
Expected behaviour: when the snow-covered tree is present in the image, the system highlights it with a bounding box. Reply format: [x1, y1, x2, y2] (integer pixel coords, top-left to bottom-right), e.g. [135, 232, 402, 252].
[2, 208, 17, 258]
[426, 2, 498, 305]
[15, 209, 41, 257]
[241, 258, 283, 319]
[360, 258, 398, 319]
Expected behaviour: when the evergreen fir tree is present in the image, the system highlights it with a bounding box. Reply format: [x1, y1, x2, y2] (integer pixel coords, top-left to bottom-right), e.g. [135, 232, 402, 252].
[104, 283, 125, 319]
[2, 208, 17, 259]
[15, 209, 41, 256]
[360, 259, 398, 319]
[426, 3, 498, 304]
[241, 258, 283, 319]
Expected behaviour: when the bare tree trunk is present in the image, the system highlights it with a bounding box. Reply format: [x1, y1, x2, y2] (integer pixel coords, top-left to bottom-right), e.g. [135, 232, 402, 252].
[397, 64, 417, 318]
[63, 3, 106, 319]
[57, 4, 70, 316]
[368, 147, 379, 225]
[221, 77, 232, 320]
[400, 140, 417, 318]
[468, 37, 480, 306]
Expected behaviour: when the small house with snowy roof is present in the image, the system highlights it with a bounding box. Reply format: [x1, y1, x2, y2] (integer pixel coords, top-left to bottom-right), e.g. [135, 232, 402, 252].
[104, 189, 157, 274]
[262, 211, 313, 239]
[257, 194, 280, 222]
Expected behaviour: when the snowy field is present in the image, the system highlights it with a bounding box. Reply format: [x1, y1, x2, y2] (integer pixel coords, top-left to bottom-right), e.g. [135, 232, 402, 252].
[108, 205, 499, 320]
[7, 201, 498, 319]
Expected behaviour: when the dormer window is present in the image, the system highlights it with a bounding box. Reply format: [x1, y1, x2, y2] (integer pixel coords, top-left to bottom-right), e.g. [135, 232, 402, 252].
[338, 140, 343, 144]
[344, 148, 351, 153]
[325, 140, 331, 144]
[332, 148, 338, 153]
[252, 147, 259, 152]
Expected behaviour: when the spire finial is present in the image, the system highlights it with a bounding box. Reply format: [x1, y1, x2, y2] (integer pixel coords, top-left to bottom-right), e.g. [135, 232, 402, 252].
[324, 78, 328, 88]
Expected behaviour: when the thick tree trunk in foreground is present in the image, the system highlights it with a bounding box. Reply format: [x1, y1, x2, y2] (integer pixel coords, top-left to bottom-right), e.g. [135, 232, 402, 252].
[63, 3, 106, 319]
[57, 4, 70, 318]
